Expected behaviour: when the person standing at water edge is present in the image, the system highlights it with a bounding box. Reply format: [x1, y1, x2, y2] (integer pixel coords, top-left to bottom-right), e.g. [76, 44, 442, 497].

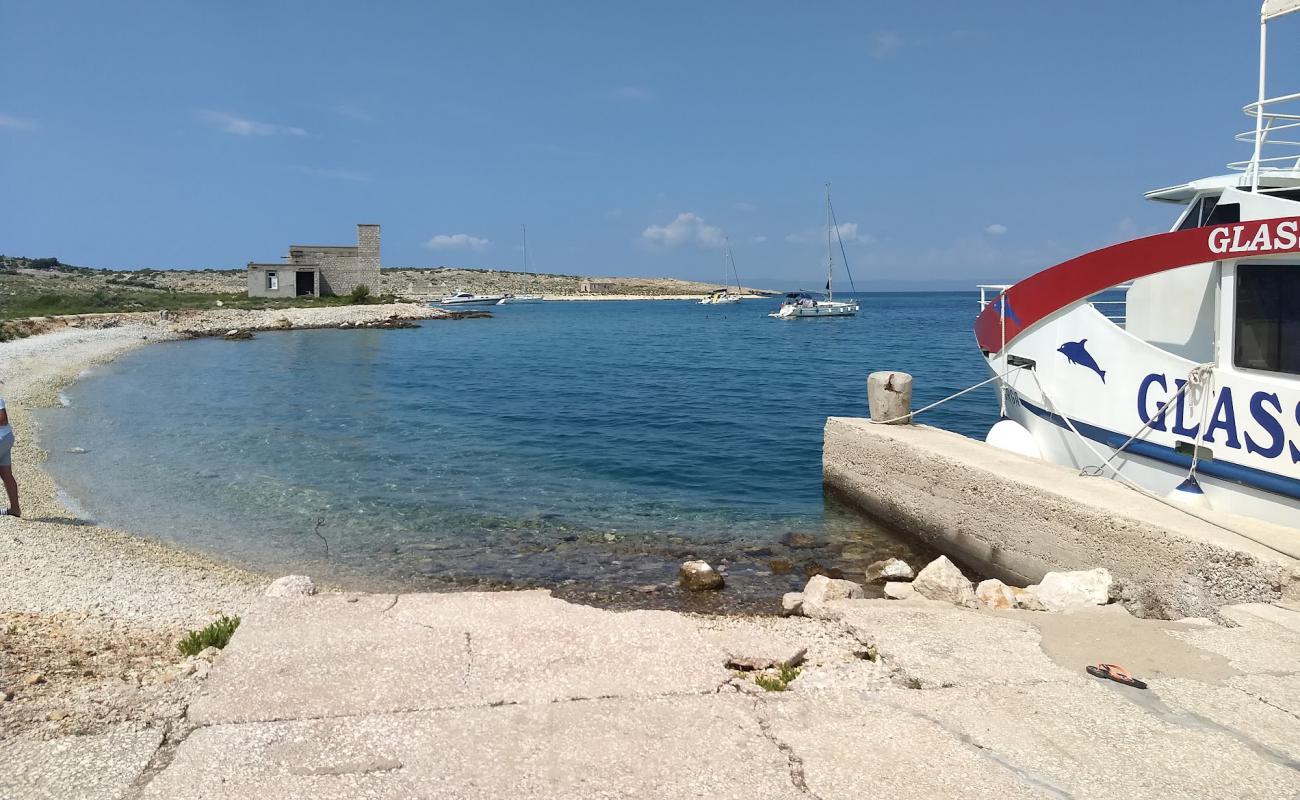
[0, 385, 19, 517]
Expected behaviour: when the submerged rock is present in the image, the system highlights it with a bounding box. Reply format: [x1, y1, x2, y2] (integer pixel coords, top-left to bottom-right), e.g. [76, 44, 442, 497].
[781, 532, 821, 550]
[768, 557, 795, 574]
[678, 560, 724, 592]
[265, 575, 317, 598]
[865, 558, 915, 583]
[912, 556, 975, 606]
[1030, 568, 1112, 611]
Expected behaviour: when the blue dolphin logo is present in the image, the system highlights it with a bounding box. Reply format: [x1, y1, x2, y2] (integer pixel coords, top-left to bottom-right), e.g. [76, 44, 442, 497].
[992, 295, 1021, 326]
[1058, 339, 1106, 382]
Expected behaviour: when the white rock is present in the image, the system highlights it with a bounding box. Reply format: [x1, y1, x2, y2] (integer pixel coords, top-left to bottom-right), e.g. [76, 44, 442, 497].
[883, 581, 917, 600]
[781, 592, 804, 616]
[1030, 568, 1112, 612]
[1010, 586, 1045, 611]
[975, 579, 1016, 610]
[800, 574, 864, 618]
[678, 560, 724, 592]
[911, 556, 975, 606]
[865, 558, 915, 583]
[264, 575, 317, 598]
[195, 646, 221, 661]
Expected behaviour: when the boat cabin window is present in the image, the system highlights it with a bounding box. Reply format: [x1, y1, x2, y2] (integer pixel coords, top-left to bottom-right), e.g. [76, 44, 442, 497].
[1235, 264, 1300, 375]
[1177, 195, 1240, 231]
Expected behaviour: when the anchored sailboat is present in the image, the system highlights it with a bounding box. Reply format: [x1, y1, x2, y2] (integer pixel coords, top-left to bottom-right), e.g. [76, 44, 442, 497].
[500, 224, 544, 304]
[700, 239, 744, 304]
[771, 184, 859, 319]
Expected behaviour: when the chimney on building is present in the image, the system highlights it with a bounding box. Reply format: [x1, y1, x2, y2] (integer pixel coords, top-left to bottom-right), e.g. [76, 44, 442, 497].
[356, 224, 381, 281]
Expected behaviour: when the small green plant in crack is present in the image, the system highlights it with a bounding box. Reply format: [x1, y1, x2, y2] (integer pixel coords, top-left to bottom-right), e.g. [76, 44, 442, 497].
[906, 677, 924, 690]
[755, 663, 802, 692]
[177, 615, 241, 657]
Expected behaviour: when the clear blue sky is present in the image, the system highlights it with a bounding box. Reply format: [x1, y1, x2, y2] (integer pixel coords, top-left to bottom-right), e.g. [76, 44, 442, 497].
[3, 2, 1297, 287]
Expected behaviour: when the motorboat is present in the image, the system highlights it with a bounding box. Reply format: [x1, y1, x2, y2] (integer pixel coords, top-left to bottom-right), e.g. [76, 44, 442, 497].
[434, 291, 506, 306]
[770, 184, 859, 319]
[974, 1, 1300, 530]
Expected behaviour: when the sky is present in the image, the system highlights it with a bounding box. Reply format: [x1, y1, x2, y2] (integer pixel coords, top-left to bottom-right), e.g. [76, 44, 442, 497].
[3, 2, 1299, 289]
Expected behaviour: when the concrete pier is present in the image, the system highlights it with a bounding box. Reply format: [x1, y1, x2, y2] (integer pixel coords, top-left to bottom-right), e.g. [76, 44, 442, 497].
[823, 417, 1300, 619]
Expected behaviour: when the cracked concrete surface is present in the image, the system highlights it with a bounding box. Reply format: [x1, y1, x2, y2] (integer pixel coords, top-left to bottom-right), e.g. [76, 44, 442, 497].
[14, 590, 1300, 799]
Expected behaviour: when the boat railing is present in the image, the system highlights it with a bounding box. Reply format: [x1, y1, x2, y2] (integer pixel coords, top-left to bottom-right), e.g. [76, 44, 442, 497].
[1231, 89, 1300, 178]
[979, 283, 1129, 327]
[976, 284, 1012, 311]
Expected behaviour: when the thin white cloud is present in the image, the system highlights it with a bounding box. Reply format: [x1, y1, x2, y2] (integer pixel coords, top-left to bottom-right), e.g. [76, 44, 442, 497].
[196, 110, 305, 137]
[752, 235, 768, 244]
[985, 223, 1008, 235]
[641, 212, 726, 249]
[868, 31, 903, 60]
[291, 166, 371, 182]
[733, 201, 757, 213]
[0, 113, 38, 132]
[610, 86, 653, 101]
[425, 233, 491, 251]
[605, 208, 624, 219]
[786, 222, 872, 244]
[331, 102, 373, 122]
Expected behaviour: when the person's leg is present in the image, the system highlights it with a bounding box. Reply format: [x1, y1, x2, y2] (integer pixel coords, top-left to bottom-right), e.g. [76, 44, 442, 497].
[0, 465, 18, 518]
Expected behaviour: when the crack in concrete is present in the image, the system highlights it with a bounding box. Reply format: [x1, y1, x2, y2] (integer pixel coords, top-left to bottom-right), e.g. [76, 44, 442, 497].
[752, 701, 822, 799]
[124, 704, 197, 799]
[876, 699, 1076, 800]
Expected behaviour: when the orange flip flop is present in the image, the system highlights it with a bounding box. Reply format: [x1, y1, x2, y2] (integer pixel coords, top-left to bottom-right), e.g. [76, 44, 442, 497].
[1086, 663, 1148, 689]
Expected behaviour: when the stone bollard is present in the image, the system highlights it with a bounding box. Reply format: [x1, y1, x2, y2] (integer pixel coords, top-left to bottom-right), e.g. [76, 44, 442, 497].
[867, 371, 913, 424]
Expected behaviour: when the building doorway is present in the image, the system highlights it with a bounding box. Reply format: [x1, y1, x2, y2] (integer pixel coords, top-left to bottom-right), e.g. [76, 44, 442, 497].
[295, 271, 316, 297]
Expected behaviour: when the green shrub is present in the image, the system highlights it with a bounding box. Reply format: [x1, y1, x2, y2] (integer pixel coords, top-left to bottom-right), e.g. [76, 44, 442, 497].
[348, 284, 371, 303]
[754, 663, 801, 692]
[177, 615, 241, 656]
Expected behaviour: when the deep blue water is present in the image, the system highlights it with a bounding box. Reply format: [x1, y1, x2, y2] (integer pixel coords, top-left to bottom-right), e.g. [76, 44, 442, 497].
[40, 293, 996, 609]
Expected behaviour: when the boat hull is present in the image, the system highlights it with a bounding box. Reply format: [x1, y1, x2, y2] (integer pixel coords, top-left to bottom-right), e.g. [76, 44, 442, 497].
[770, 301, 858, 318]
[434, 296, 506, 306]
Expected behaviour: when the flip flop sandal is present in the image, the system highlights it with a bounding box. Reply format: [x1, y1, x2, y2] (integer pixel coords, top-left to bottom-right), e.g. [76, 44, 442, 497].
[1086, 663, 1148, 689]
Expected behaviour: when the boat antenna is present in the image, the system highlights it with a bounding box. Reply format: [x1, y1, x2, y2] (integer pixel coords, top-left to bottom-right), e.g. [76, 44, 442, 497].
[826, 190, 858, 294]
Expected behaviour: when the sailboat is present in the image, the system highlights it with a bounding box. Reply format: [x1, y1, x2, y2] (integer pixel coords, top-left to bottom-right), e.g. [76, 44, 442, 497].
[500, 224, 544, 304]
[771, 184, 859, 319]
[699, 240, 744, 304]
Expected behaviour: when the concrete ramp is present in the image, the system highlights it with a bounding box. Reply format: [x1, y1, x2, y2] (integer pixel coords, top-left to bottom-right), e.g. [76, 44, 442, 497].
[824, 417, 1300, 618]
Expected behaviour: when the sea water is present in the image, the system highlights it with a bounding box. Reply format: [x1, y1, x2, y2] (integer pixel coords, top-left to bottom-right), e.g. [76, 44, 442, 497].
[39, 293, 995, 609]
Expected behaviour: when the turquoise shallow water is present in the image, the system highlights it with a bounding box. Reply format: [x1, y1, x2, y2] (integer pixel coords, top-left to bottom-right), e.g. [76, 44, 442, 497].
[40, 292, 994, 609]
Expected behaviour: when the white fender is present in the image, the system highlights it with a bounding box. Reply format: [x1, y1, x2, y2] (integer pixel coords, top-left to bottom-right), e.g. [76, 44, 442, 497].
[985, 418, 1042, 460]
[1166, 474, 1212, 511]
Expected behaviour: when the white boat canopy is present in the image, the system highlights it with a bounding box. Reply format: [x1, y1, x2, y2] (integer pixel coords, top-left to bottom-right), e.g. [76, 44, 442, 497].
[1263, 0, 1300, 21]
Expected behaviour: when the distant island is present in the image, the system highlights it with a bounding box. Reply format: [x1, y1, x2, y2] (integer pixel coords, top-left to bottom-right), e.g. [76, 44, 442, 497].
[0, 254, 778, 325]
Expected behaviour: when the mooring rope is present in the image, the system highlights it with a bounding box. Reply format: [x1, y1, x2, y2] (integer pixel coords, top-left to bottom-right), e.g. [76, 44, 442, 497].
[1028, 369, 1300, 560]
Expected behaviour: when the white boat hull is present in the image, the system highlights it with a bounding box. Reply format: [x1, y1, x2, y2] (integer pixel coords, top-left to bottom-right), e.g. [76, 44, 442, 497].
[500, 295, 544, 304]
[434, 295, 506, 306]
[770, 301, 858, 318]
[700, 295, 742, 305]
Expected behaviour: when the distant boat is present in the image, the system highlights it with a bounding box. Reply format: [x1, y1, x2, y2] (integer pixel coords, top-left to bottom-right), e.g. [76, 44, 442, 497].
[771, 184, 859, 319]
[435, 291, 506, 306]
[500, 224, 544, 304]
[699, 241, 744, 305]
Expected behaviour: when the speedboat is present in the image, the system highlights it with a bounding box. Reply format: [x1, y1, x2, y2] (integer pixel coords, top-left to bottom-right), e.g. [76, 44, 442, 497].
[770, 184, 859, 319]
[435, 291, 506, 306]
[974, 2, 1300, 529]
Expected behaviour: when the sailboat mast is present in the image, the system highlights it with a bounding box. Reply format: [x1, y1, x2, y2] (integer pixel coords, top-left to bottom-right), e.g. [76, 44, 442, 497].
[521, 224, 529, 293]
[825, 183, 833, 301]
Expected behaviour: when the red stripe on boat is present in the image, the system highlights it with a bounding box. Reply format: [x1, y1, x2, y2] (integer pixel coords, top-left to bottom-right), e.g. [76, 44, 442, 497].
[974, 216, 1300, 353]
